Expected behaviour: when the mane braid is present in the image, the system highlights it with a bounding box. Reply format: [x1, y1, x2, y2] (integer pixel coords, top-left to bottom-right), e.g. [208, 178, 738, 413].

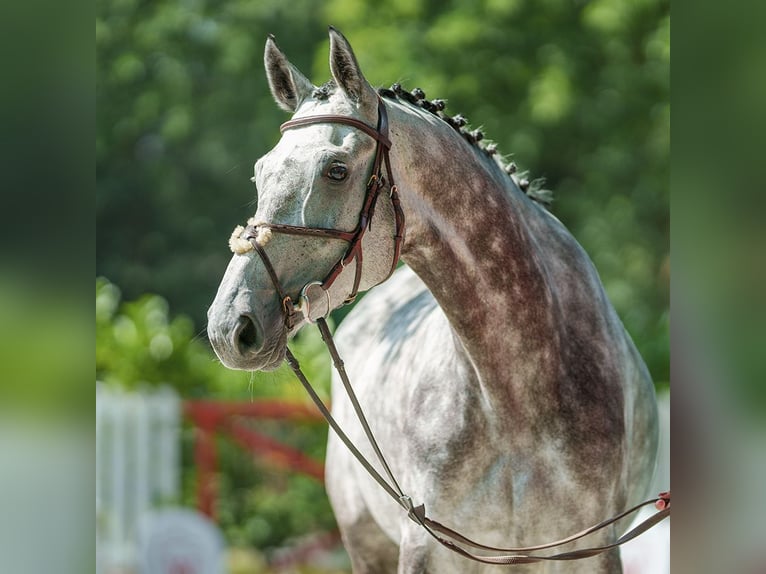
[377, 84, 553, 209]
[312, 80, 336, 100]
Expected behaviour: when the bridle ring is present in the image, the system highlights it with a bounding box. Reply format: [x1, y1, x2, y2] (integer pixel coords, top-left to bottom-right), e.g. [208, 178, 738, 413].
[298, 281, 332, 324]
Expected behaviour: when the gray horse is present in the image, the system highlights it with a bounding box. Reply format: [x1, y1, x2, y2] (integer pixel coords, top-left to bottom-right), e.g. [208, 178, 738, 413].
[207, 28, 659, 573]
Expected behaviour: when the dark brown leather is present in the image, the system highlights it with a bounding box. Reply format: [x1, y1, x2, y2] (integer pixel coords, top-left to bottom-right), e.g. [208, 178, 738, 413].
[243, 235, 298, 329]
[280, 114, 392, 149]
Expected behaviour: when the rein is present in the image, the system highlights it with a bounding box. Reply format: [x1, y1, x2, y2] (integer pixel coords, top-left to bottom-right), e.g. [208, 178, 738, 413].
[245, 98, 670, 565]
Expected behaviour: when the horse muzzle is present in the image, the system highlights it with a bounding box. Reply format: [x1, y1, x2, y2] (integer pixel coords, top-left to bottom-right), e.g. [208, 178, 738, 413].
[209, 316, 287, 371]
[207, 280, 333, 371]
[207, 289, 289, 372]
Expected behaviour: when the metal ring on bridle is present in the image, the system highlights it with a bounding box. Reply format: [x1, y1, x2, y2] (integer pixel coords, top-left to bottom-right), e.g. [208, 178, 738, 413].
[298, 281, 332, 324]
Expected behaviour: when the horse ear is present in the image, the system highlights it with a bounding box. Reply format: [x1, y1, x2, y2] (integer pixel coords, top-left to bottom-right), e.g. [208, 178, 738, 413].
[264, 35, 314, 112]
[328, 27, 376, 106]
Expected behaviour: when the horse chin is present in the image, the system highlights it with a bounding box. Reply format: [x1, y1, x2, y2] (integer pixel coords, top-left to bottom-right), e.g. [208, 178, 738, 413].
[210, 323, 288, 372]
[220, 344, 286, 372]
[257, 339, 288, 372]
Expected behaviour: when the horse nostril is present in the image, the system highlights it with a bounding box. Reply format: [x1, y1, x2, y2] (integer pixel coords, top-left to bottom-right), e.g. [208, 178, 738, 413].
[236, 315, 261, 352]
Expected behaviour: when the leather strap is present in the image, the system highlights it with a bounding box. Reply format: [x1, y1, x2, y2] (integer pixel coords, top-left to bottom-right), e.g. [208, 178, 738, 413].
[251, 224, 357, 243]
[286, 347, 406, 504]
[316, 318, 405, 498]
[280, 115, 392, 149]
[244, 235, 297, 330]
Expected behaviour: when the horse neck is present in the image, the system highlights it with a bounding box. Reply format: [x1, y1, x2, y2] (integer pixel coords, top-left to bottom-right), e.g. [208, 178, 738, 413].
[387, 101, 560, 405]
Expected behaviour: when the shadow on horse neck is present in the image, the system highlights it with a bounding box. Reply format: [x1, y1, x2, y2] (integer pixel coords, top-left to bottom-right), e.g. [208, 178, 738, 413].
[382, 94, 625, 437]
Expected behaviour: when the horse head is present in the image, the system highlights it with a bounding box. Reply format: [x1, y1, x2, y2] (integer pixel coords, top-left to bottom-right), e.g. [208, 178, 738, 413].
[207, 28, 401, 371]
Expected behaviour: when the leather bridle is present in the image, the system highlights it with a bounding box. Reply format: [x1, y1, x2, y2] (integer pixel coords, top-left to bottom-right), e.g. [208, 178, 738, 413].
[243, 95, 405, 329]
[243, 97, 670, 565]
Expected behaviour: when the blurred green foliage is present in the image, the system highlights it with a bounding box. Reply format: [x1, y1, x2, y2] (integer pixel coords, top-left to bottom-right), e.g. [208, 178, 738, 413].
[96, 277, 332, 397]
[97, 278, 336, 555]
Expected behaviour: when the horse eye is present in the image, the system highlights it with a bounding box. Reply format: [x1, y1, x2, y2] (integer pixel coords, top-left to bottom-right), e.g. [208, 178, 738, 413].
[327, 163, 348, 181]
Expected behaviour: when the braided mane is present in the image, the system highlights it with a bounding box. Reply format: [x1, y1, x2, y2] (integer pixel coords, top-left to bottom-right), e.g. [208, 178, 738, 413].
[379, 83, 551, 208]
[311, 80, 551, 208]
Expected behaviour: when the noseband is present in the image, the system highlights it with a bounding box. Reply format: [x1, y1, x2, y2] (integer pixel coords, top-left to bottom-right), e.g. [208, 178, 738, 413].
[243, 96, 405, 329]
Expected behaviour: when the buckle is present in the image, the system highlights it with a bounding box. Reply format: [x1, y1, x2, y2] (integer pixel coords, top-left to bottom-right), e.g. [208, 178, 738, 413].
[655, 491, 671, 510]
[399, 495, 426, 524]
[282, 296, 296, 329]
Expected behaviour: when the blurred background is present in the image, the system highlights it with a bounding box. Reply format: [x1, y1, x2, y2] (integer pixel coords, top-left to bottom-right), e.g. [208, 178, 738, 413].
[96, 0, 669, 572]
